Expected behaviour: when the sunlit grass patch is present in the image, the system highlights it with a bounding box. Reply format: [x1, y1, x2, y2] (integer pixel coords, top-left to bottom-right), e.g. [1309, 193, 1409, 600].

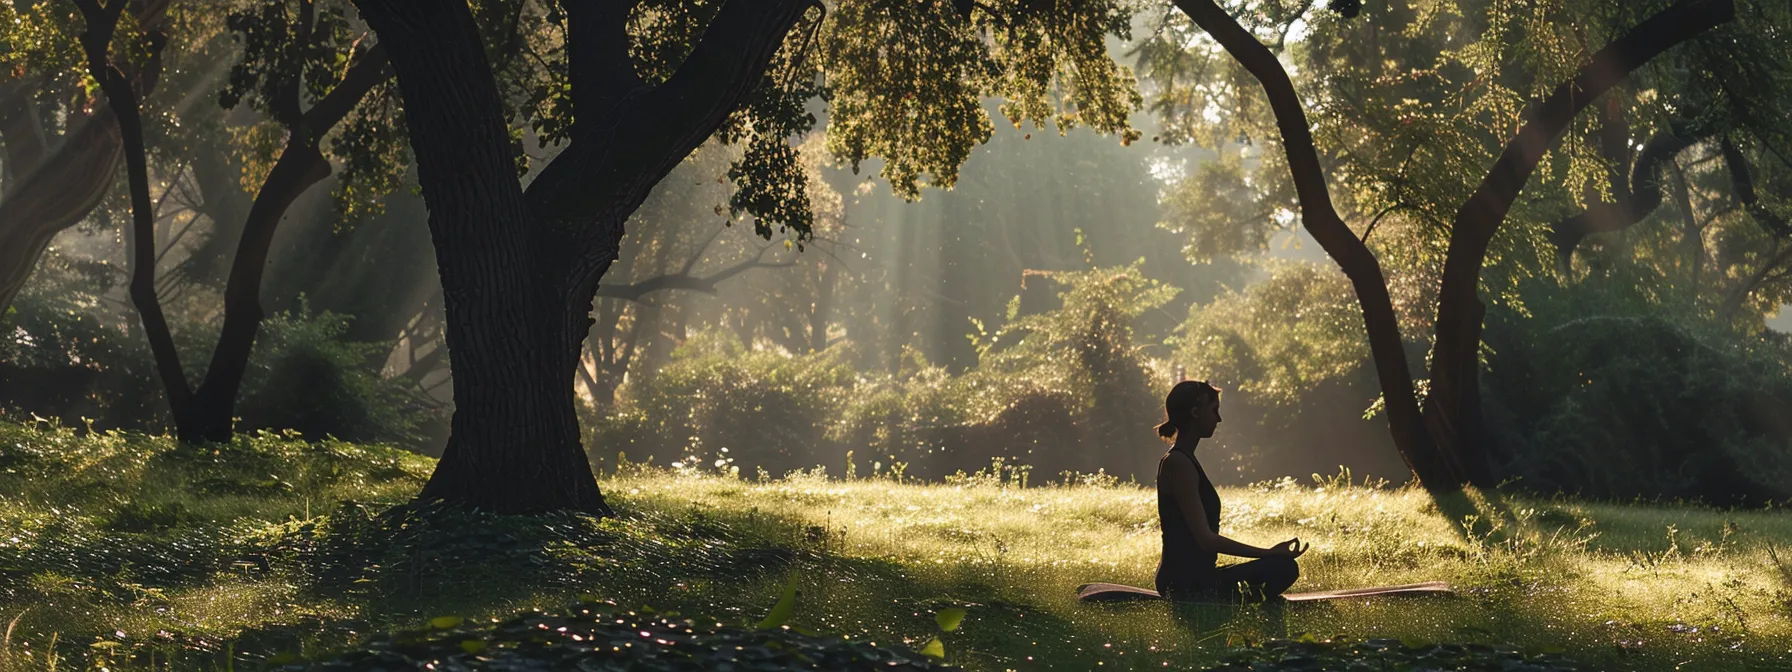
[610, 467, 1792, 670]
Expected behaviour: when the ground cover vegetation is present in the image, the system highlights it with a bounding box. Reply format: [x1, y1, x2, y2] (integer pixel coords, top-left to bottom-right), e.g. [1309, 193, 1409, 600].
[0, 421, 1787, 670]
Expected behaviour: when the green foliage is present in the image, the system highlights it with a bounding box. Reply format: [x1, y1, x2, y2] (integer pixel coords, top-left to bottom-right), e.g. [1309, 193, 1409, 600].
[0, 253, 165, 429]
[219, 1, 362, 116]
[1174, 261, 1429, 482]
[619, 329, 857, 476]
[236, 308, 436, 447]
[1179, 262, 1379, 410]
[1158, 153, 1292, 263]
[828, 356, 970, 478]
[820, 0, 1141, 200]
[326, 82, 411, 226]
[957, 261, 1175, 476]
[1, 260, 436, 446]
[757, 571, 800, 629]
[221, 0, 408, 225]
[591, 262, 1177, 482]
[1483, 304, 1792, 506]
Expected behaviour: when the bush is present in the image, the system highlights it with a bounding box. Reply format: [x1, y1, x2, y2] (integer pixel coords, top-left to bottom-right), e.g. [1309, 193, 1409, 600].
[603, 329, 856, 477]
[828, 352, 970, 476]
[2, 257, 439, 448]
[0, 253, 166, 429]
[237, 308, 438, 447]
[585, 262, 1177, 484]
[1484, 312, 1792, 506]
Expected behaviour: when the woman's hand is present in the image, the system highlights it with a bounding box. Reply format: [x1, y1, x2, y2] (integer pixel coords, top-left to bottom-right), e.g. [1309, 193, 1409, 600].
[1267, 538, 1308, 558]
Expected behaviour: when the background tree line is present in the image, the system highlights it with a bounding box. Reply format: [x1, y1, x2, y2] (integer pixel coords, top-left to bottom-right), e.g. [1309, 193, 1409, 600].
[3, 0, 1789, 512]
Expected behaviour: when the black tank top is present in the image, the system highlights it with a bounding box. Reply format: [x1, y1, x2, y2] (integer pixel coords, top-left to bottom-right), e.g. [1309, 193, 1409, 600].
[1157, 449, 1221, 587]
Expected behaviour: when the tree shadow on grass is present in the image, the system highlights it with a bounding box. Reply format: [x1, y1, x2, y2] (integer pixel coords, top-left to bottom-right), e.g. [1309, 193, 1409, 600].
[1429, 485, 1523, 544]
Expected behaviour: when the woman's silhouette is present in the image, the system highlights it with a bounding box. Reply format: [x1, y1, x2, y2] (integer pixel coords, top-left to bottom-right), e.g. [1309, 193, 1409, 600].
[1155, 380, 1304, 601]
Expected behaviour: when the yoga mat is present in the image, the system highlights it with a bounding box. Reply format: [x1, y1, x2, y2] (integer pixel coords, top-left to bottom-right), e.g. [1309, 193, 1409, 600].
[1076, 580, 1453, 603]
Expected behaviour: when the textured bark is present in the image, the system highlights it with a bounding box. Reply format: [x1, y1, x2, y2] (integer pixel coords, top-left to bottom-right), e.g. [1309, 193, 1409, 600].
[351, 0, 599, 514]
[0, 0, 171, 319]
[354, 0, 812, 513]
[1171, 0, 1452, 489]
[1426, 0, 1734, 488]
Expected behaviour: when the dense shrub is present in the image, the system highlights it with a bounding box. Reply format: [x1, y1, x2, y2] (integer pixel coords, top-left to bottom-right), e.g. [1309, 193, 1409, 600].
[828, 352, 970, 476]
[1484, 311, 1792, 506]
[0, 253, 166, 428]
[237, 309, 438, 446]
[2, 258, 439, 448]
[587, 263, 1175, 483]
[603, 329, 857, 476]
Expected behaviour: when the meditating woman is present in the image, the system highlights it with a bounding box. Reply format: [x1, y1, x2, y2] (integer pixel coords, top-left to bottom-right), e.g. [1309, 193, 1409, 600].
[1155, 380, 1305, 601]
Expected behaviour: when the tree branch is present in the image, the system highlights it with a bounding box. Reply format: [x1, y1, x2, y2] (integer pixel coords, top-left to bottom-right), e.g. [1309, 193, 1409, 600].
[564, 0, 645, 143]
[1428, 0, 1733, 486]
[596, 245, 794, 302]
[525, 0, 815, 293]
[1721, 137, 1791, 237]
[1452, 0, 1734, 251]
[1549, 123, 1701, 265]
[298, 43, 391, 139]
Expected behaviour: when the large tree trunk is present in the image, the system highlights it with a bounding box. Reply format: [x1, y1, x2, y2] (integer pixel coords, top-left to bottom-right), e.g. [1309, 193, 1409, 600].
[1425, 0, 1734, 489]
[1170, 0, 1453, 490]
[355, 0, 810, 514]
[351, 0, 606, 514]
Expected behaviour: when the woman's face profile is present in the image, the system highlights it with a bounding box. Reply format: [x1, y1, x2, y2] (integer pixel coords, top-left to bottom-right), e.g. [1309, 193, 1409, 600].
[1190, 396, 1222, 438]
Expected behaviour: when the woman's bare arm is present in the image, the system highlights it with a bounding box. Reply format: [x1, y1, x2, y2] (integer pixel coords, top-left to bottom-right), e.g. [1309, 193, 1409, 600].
[1162, 456, 1285, 559]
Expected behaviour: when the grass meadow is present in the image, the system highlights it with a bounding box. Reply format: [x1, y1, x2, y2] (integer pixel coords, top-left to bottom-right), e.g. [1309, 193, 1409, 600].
[0, 420, 1787, 670]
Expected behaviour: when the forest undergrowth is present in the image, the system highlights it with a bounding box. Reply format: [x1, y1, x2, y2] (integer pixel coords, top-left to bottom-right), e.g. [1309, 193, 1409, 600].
[0, 419, 1787, 671]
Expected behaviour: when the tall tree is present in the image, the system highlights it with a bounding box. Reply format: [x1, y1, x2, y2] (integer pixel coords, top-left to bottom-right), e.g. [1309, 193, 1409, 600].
[1163, 0, 1736, 490]
[70, 0, 180, 425]
[173, 0, 397, 441]
[349, 0, 1142, 513]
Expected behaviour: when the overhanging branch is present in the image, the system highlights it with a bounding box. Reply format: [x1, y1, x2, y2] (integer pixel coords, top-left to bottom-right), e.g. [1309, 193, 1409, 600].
[595, 244, 795, 302]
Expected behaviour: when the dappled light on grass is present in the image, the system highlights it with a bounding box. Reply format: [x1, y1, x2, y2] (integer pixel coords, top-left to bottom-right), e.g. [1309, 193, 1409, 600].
[616, 467, 1792, 670]
[0, 421, 1787, 670]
